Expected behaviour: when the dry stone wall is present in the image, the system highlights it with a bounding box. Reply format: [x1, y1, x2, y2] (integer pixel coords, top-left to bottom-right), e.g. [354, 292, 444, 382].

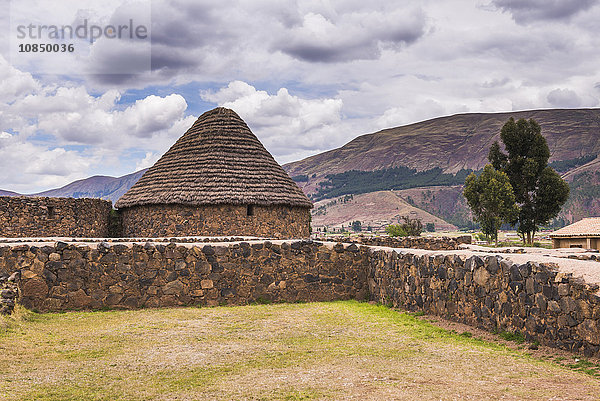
[0, 271, 19, 315]
[368, 249, 600, 357]
[0, 240, 366, 311]
[0, 197, 111, 238]
[333, 235, 472, 250]
[3, 238, 600, 358]
[120, 204, 311, 239]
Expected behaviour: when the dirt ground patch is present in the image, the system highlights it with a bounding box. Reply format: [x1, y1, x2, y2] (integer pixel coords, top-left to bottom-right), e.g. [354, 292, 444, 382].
[1, 301, 599, 400]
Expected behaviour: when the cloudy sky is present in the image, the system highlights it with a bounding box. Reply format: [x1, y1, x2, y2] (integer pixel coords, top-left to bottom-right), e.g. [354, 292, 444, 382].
[1, 0, 599, 193]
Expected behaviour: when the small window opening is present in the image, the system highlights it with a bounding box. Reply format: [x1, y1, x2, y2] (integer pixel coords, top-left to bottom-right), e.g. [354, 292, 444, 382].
[47, 206, 55, 219]
[570, 244, 583, 248]
[247, 205, 255, 216]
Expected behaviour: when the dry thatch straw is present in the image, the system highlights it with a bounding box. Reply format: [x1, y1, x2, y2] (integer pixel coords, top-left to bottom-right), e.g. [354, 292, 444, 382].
[115, 107, 312, 209]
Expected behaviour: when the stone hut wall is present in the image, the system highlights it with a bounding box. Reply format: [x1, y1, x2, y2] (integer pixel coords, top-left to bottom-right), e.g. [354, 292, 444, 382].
[0, 197, 112, 238]
[0, 240, 366, 311]
[368, 249, 600, 357]
[120, 204, 311, 239]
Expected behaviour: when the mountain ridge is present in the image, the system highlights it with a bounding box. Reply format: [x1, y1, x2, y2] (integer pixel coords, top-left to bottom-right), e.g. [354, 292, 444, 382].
[284, 108, 600, 194]
[0, 169, 148, 204]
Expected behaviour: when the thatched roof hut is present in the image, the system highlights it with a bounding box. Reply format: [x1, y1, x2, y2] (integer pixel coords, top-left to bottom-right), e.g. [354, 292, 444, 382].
[116, 107, 312, 239]
[116, 107, 312, 209]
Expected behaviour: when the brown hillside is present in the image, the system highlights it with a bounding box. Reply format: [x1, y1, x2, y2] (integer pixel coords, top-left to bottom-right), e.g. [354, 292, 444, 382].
[285, 109, 600, 185]
[312, 191, 456, 232]
[562, 157, 600, 181]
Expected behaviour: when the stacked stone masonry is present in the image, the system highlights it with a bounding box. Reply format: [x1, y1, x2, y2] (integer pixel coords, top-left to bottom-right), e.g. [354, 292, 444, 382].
[368, 249, 600, 357]
[0, 271, 18, 315]
[336, 235, 472, 250]
[0, 197, 112, 238]
[120, 204, 311, 239]
[0, 240, 366, 312]
[3, 239, 600, 358]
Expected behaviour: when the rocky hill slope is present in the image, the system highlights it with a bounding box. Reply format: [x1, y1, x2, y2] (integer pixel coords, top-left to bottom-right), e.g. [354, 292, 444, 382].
[35, 169, 148, 204]
[0, 190, 20, 196]
[312, 191, 457, 232]
[0, 170, 148, 204]
[285, 108, 600, 196]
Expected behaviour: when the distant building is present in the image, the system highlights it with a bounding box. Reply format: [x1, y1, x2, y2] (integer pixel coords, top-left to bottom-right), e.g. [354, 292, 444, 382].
[115, 107, 313, 238]
[550, 217, 600, 249]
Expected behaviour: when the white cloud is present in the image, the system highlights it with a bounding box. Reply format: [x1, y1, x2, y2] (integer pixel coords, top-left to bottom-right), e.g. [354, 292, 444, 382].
[135, 151, 159, 170]
[0, 60, 40, 102]
[0, 135, 93, 192]
[201, 81, 345, 162]
[118, 94, 188, 138]
[10, 84, 188, 145]
[491, 0, 599, 24]
[0, 55, 192, 192]
[278, 8, 426, 62]
[547, 88, 582, 108]
[3, 0, 600, 192]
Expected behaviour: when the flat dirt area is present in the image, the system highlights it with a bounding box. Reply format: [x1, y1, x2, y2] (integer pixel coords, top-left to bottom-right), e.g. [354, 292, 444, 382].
[1, 301, 600, 400]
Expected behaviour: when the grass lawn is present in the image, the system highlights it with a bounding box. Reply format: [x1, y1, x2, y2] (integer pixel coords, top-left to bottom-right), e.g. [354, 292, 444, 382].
[1, 301, 599, 400]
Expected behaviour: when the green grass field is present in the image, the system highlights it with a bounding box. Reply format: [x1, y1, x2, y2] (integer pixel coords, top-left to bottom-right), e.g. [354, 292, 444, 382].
[1, 301, 599, 400]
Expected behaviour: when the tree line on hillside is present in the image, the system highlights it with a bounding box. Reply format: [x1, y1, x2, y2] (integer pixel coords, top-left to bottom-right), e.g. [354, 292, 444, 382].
[548, 154, 596, 173]
[464, 118, 569, 245]
[312, 166, 474, 201]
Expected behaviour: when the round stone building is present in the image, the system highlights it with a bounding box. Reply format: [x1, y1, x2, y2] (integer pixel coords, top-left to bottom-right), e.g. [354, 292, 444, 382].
[115, 107, 313, 238]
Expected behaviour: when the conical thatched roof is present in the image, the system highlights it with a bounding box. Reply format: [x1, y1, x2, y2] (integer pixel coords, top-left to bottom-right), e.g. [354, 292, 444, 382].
[115, 107, 312, 209]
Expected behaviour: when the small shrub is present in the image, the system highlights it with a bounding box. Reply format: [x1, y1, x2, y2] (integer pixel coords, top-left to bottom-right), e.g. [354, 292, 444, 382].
[254, 296, 272, 305]
[386, 224, 408, 237]
[499, 330, 525, 344]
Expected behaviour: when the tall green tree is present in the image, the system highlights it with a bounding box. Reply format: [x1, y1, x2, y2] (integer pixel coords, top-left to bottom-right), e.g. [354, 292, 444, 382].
[464, 164, 518, 245]
[489, 118, 570, 244]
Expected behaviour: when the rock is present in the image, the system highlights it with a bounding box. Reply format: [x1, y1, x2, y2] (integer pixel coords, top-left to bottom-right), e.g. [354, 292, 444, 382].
[201, 279, 214, 289]
[163, 280, 184, 295]
[21, 270, 37, 279]
[577, 320, 600, 345]
[547, 300, 561, 313]
[202, 245, 215, 255]
[68, 289, 92, 308]
[8, 272, 20, 282]
[108, 285, 123, 294]
[558, 283, 570, 296]
[484, 256, 499, 274]
[105, 293, 123, 305]
[473, 267, 490, 287]
[21, 277, 48, 298]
